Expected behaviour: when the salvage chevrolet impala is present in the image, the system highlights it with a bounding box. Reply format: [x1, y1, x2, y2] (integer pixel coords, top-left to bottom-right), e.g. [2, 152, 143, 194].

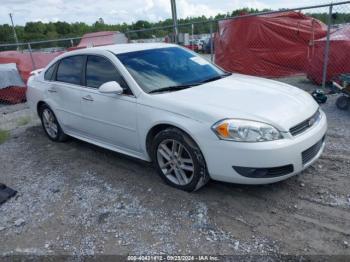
[27, 43, 327, 191]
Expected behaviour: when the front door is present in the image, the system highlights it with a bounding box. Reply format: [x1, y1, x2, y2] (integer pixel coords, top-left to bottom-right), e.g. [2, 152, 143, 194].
[79, 55, 140, 154]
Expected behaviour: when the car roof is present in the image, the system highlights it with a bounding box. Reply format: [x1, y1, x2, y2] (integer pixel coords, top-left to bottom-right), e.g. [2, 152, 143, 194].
[70, 43, 178, 56]
[45, 43, 180, 71]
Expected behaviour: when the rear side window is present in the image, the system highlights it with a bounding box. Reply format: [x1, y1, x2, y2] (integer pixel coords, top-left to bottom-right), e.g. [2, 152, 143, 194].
[44, 63, 56, 81]
[56, 56, 84, 85]
[86, 55, 128, 90]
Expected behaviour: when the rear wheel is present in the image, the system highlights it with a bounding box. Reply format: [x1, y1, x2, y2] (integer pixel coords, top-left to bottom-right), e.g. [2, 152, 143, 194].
[39, 104, 68, 142]
[151, 128, 209, 192]
[336, 95, 349, 110]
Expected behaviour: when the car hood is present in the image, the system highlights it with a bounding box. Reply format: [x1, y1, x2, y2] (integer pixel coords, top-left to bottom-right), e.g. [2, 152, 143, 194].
[144, 74, 319, 131]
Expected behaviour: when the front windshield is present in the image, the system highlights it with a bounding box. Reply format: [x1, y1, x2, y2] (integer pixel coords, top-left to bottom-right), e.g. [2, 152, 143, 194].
[116, 47, 227, 93]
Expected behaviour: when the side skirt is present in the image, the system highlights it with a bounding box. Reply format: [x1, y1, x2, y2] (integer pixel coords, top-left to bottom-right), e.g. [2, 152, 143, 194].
[65, 129, 150, 162]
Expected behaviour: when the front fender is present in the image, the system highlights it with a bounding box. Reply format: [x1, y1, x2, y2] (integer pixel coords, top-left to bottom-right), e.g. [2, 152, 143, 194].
[137, 103, 210, 161]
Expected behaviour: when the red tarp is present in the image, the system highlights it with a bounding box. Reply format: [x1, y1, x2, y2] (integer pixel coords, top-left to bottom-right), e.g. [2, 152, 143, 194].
[215, 12, 327, 78]
[0, 87, 27, 104]
[69, 31, 128, 50]
[0, 51, 62, 103]
[0, 51, 62, 83]
[307, 26, 350, 84]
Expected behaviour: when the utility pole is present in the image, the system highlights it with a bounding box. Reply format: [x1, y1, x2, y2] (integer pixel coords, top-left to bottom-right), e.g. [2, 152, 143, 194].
[191, 23, 194, 41]
[321, 4, 333, 89]
[9, 13, 19, 49]
[170, 0, 178, 44]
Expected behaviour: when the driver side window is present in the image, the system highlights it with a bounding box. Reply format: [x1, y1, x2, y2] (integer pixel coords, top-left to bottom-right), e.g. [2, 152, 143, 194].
[85, 55, 131, 95]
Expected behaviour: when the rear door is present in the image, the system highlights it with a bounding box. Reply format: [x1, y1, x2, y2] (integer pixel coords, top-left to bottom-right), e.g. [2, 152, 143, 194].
[47, 55, 85, 132]
[79, 55, 140, 153]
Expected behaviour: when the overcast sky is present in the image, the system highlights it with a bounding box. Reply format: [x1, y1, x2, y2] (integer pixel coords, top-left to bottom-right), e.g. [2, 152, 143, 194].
[0, 0, 339, 25]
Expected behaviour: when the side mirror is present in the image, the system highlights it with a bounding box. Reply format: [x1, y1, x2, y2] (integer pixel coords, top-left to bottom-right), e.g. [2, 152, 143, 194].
[99, 81, 123, 95]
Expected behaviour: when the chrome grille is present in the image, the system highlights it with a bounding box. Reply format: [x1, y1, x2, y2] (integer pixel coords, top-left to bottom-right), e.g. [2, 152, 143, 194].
[290, 110, 320, 136]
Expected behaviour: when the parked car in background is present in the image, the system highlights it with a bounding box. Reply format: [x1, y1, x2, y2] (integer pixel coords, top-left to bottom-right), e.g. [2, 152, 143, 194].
[185, 40, 200, 52]
[204, 38, 214, 54]
[27, 43, 327, 191]
[184, 41, 198, 52]
[195, 39, 204, 52]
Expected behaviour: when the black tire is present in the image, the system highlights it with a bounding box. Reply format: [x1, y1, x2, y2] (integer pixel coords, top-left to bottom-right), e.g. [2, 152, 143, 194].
[39, 104, 68, 142]
[336, 95, 350, 110]
[151, 127, 210, 192]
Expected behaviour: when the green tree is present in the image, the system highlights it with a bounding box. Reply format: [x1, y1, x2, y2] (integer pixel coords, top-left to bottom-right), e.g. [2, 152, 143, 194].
[55, 21, 71, 35]
[24, 22, 46, 34]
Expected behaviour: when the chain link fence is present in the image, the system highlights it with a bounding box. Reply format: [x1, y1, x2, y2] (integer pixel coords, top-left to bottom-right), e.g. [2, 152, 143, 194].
[0, 1, 350, 105]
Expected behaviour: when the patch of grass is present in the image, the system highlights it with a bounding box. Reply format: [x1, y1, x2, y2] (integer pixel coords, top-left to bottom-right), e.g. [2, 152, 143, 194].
[17, 116, 31, 126]
[0, 129, 10, 144]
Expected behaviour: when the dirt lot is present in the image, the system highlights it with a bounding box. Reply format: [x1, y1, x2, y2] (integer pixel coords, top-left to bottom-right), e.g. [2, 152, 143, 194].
[0, 77, 350, 257]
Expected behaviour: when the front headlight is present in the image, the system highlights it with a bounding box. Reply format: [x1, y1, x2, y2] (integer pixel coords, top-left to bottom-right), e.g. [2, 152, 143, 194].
[212, 119, 282, 142]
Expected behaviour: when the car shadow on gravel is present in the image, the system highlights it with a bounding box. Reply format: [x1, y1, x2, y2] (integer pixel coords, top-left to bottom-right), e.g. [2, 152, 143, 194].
[31, 125, 295, 193]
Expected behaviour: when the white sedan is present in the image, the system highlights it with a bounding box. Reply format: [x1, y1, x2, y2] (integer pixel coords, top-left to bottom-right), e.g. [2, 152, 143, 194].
[27, 43, 327, 191]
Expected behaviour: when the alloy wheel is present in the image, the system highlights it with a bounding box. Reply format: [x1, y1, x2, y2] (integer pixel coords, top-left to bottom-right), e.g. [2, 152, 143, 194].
[156, 139, 195, 186]
[42, 108, 58, 139]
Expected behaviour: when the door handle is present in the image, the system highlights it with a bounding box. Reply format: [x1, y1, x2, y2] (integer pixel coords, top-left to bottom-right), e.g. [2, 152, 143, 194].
[48, 89, 57, 93]
[82, 95, 94, 101]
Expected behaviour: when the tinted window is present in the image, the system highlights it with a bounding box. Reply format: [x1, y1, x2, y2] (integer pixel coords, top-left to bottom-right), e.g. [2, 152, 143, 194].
[44, 63, 56, 81]
[56, 56, 84, 85]
[116, 47, 225, 93]
[86, 56, 128, 90]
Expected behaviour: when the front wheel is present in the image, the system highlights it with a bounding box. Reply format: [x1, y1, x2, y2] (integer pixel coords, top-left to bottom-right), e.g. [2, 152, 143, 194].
[39, 104, 68, 142]
[151, 128, 209, 192]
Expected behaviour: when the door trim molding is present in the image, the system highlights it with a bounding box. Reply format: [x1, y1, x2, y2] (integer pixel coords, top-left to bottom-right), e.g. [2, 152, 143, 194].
[56, 107, 137, 132]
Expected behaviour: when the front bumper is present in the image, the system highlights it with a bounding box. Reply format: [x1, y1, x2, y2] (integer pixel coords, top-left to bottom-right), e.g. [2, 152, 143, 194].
[200, 110, 327, 184]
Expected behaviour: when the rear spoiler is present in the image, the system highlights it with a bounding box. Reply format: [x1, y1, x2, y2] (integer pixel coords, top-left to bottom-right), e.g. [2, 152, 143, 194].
[30, 68, 44, 77]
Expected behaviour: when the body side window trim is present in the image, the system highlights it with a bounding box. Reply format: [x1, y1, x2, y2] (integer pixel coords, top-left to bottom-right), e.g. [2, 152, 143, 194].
[44, 62, 58, 81]
[52, 60, 59, 82]
[81, 55, 88, 87]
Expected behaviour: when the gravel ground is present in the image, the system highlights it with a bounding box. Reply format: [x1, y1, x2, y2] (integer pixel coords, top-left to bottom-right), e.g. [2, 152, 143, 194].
[0, 76, 350, 257]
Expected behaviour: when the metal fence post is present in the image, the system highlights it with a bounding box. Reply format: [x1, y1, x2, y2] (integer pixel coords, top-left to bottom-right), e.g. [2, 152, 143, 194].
[27, 43, 36, 70]
[170, 0, 178, 44]
[210, 21, 214, 62]
[125, 31, 129, 43]
[321, 4, 333, 88]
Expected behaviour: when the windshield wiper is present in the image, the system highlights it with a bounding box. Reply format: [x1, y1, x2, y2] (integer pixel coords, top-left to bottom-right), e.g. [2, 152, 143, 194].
[199, 72, 232, 84]
[149, 83, 198, 94]
[148, 72, 232, 94]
